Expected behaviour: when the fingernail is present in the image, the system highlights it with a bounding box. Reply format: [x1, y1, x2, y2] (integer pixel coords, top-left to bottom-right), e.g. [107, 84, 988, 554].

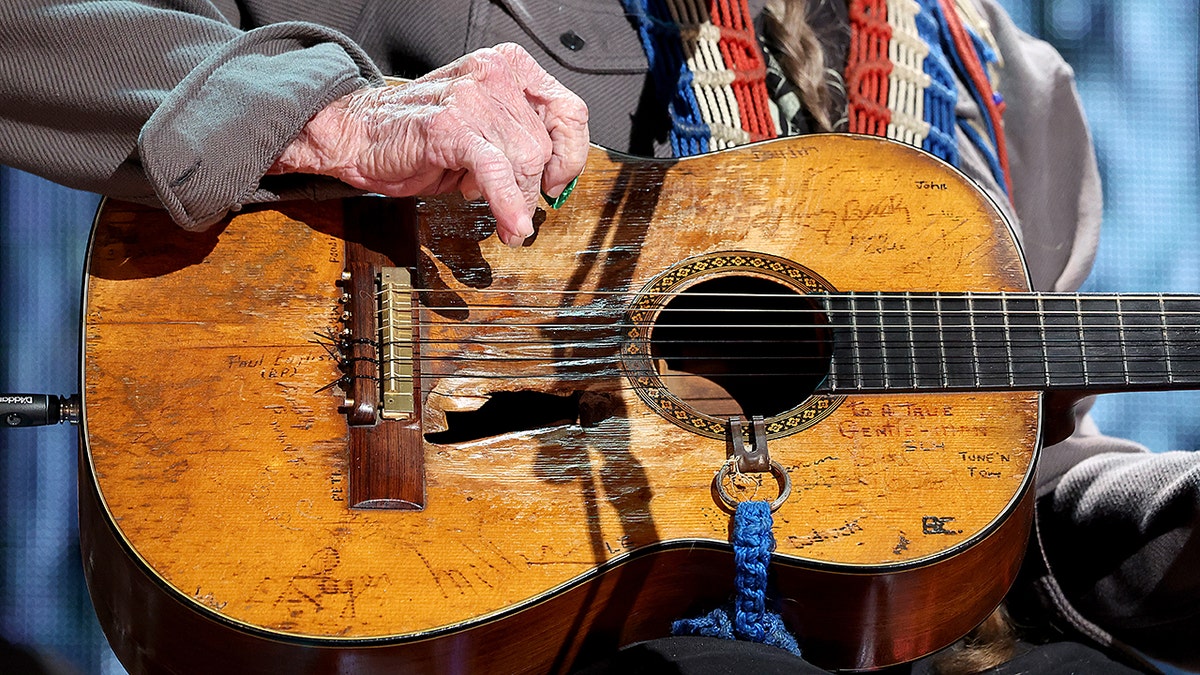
[503, 227, 531, 248]
[541, 175, 580, 209]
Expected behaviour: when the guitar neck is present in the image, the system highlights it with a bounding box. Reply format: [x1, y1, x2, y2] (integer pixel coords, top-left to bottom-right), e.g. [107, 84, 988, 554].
[821, 292, 1200, 394]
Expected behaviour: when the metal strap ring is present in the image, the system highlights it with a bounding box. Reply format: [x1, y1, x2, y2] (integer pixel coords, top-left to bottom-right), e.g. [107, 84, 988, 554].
[714, 459, 792, 512]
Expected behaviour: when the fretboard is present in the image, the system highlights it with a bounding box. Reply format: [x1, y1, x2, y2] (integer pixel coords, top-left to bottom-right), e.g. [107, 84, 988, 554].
[818, 292, 1200, 394]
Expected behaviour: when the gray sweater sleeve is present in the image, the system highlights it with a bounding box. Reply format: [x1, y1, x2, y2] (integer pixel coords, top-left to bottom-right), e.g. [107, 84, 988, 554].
[0, 1, 384, 230]
[1041, 448, 1200, 669]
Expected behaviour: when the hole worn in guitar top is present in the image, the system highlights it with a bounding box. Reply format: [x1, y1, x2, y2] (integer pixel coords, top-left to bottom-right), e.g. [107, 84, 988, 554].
[424, 390, 622, 444]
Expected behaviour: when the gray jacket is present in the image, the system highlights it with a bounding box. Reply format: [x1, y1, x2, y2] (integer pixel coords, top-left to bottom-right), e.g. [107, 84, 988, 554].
[1, 0, 1196, 669]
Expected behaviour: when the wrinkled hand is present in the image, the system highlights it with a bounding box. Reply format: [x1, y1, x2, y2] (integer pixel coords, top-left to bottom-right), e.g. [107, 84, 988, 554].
[272, 43, 590, 246]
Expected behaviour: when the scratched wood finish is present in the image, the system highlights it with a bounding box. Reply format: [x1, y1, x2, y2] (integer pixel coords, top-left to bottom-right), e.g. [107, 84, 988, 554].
[81, 134, 1039, 673]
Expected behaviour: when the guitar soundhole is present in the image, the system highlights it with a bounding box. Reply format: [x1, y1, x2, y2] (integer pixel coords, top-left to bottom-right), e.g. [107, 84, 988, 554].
[649, 274, 832, 419]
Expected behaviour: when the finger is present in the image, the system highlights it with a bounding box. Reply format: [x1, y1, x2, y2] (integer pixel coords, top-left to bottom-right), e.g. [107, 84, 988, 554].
[447, 47, 552, 210]
[493, 43, 590, 197]
[459, 173, 483, 202]
[469, 93, 551, 213]
[455, 133, 534, 247]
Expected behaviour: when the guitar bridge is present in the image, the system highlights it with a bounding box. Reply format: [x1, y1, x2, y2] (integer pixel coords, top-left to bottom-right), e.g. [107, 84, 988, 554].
[339, 264, 416, 425]
[334, 197, 425, 510]
[378, 267, 414, 419]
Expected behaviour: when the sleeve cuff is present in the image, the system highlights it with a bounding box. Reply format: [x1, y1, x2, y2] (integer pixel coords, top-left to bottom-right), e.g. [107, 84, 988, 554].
[138, 21, 384, 230]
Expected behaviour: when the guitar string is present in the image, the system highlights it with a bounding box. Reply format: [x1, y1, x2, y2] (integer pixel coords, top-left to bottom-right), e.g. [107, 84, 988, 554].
[368, 342, 1197, 373]
[345, 367, 1184, 385]
[403, 292, 1200, 308]
[376, 326, 1191, 346]
[408, 320, 1192, 332]
[384, 371, 1184, 388]
[390, 286, 1200, 308]
[365, 326, 1191, 359]
[407, 301, 1199, 323]
[411, 308, 1200, 320]
[399, 287, 1197, 301]
[396, 355, 1190, 369]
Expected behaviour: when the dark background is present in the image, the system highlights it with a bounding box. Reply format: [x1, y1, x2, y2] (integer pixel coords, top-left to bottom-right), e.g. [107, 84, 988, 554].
[1, 1, 1197, 672]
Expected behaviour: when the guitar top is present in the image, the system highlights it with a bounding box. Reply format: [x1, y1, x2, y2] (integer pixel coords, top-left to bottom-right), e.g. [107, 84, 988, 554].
[81, 134, 1043, 673]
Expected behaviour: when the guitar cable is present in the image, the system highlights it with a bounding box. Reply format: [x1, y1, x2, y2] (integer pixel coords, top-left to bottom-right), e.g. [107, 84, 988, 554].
[0, 394, 80, 428]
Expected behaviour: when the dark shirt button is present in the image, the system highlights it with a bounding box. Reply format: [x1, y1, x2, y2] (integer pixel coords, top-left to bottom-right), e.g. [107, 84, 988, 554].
[559, 31, 586, 51]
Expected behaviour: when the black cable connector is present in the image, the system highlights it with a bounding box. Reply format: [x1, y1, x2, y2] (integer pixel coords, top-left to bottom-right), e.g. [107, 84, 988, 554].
[0, 394, 80, 428]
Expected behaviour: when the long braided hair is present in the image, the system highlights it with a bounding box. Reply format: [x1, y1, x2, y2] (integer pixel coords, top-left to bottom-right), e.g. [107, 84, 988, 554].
[760, 0, 844, 132]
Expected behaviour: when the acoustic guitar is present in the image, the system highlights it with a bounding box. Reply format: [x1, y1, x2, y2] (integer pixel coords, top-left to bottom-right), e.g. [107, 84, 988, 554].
[79, 134, 1195, 674]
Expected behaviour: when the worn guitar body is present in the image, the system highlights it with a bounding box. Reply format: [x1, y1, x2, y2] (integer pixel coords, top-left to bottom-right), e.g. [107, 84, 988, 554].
[81, 135, 1041, 673]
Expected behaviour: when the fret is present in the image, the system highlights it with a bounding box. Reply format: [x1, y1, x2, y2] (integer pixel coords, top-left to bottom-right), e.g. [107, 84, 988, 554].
[969, 294, 1009, 389]
[968, 294, 981, 388]
[1076, 295, 1091, 387]
[937, 294, 948, 388]
[1163, 296, 1200, 383]
[878, 293, 889, 389]
[1037, 296, 1050, 387]
[852, 293, 887, 391]
[826, 294, 856, 392]
[938, 294, 977, 389]
[1078, 296, 1124, 387]
[1004, 295, 1046, 389]
[1116, 296, 1130, 386]
[1099, 293, 1161, 384]
[1001, 293, 1015, 387]
[850, 293, 863, 391]
[840, 291, 897, 391]
[1098, 295, 1167, 386]
[1160, 295, 1174, 384]
[1042, 295, 1086, 389]
[1123, 294, 1180, 384]
[909, 294, 942, 388]
[905, 293, 919, 388]
[1118, 294, 1166, 384]
[881, 293, 915, 389]
[824, 294, 838, 384]
[1050, 295, 1089, 388]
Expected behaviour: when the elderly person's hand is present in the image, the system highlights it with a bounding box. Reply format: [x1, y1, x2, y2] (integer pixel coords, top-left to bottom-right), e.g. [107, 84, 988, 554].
[272, 43, 590, 247]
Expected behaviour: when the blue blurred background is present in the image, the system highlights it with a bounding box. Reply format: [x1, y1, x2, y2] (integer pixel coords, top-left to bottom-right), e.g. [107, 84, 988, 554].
[1, 1, 1197, 672]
